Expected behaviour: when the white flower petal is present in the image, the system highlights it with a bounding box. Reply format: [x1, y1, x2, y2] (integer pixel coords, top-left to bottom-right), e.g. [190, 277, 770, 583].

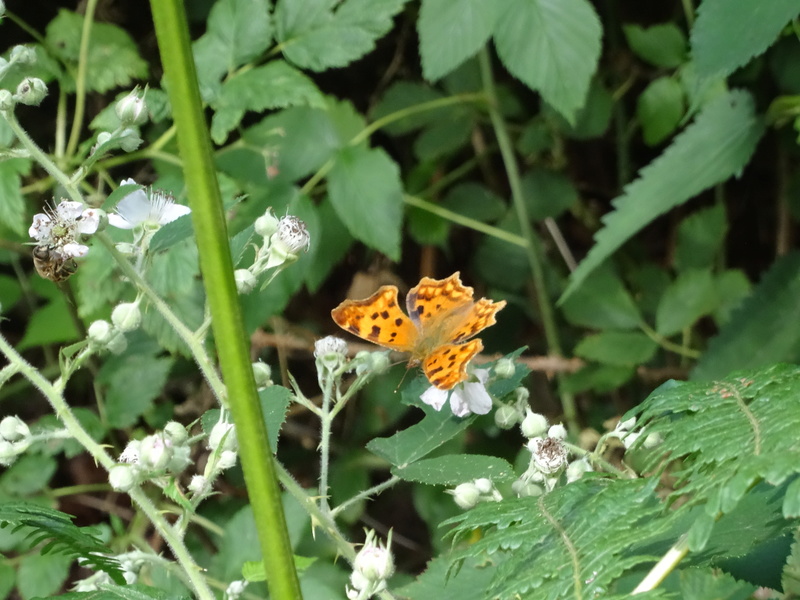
[449, 391, 472, 418]
[78, 209, 100, 234]
[458, 381, 492, 415]
[57, 201, 84, 220]
[113, 188, 151, 227]
[107, 213, 134, 229]
[157, 201, 191, 225]
[29, 213, 52, 239]
[62, 243, 89, 257]
[420, 386, 448, 411]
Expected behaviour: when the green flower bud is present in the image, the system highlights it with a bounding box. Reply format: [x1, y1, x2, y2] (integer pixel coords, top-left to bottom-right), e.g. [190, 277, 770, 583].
[217, 450, 238, 470]
[118, 128, 143, 152]
[254, 209, 279, 238]
[450, 482, 481, 510]
[511, 479, 543, 497]
[109, 465, 138, 492]
[252, 362, 272, 388]
[234, 269, 256, 294]
[88, 320, 113, 345]
[163, 421, 188, 445]
[14, 77, 47, 106]
[139, 434, 170, 471]
[494, 405, 520, 429]
[115, 88, 148, 126]
[566, 458, 592, 483]
[10, 45, 35, 66]
[548, 423, 567, 440]
[368, 351, 390, 375]
[0, 416, 29, 442]
[209, 422, 237, 452]
[111, 302, 142, 332]
[0, 89, 15, 112]
[167, 445, 192, 474]
[520, 410, 548, 439]
[494, 358, 515, 379]
[0, 439, 18, 466]
[353, 530, 394, 582]
[106, 330, 128, 355]
[188, 475, 209, 495]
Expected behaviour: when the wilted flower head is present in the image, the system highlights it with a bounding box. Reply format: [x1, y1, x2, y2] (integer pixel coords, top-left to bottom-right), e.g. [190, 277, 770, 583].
[527, 436, 568, 474]
[108, 179, 190, 230]
[420, 368, 492, 417]
[265, 214, 310, 268]
[315, 335, 349, 374]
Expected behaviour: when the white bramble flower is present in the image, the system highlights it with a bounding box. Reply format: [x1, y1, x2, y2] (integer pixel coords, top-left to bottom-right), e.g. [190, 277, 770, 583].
[421, 368, 492, 418]
[108, 179, 190, 230]
[29, 200, 101, 260]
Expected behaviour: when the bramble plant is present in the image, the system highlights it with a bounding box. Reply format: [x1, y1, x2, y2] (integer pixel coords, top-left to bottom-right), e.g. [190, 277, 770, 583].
[1, 0, 800, 599]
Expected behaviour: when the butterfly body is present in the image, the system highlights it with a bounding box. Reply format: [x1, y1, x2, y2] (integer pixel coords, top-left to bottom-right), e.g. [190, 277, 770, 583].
[331, 272, 506, 390]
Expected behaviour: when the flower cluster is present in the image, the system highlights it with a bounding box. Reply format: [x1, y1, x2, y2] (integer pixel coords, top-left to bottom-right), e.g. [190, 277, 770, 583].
[72, 550, 149, 590]
[449, 477, 502, 510]
[346, 530, 394, 600]
[109, 422, 192, 492]
[608, 416, 662, 450]
[234, 208, 311, 294]
[0, 416, 30, 466]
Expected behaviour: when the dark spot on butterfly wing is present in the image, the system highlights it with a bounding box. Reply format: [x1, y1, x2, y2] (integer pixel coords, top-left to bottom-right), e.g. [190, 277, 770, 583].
[369, 325, 381, 339]
[380, 310, 390, 320]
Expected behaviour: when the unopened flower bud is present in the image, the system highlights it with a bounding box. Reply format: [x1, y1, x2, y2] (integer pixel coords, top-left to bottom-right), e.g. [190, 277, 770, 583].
[225, 580, 247, 600]
[208, 422, 237, 452]
[566, 458, 592, 483]
[0, 416, 29, 442]
[96, 131, 112, 146]
[88, 320, 113, 345]
[494, 358, 515, 379]
[254, 210, 279, 238]
[450, 482, 480, 509]
[548, 423, 567, 440]
[514, 386, 530, 404]
[367, 351, 390, 375]
[0, 440, 17, 466]
[234, 269, 256, 294]
[217, 450, 238, 470]
[111, 302, 141, 332]
[354, 530, 394, 582]
[252, 362, 272, 388]
[163, 421, 188, 445]
[109, 465, 138, 492]
[10, 45, 35, 66]
[139, 434, 170, 471]
[119, 440, 140, 464]
[0, 89, 15, 112]
[14, 77, 47, 106]
[643, 432, 663, 449]
[520, 410, 548, 439]
[188, 475, 209, 495]
[115, 89, 148, 126]
[494, 404, 520, 429]
[473, 478, 493, 494]
[167, 445, 191, 473]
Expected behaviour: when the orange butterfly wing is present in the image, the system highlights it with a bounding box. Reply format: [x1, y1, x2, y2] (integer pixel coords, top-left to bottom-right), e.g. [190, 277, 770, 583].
[331, 285, 418, 352]
[422, 339, 483, 390]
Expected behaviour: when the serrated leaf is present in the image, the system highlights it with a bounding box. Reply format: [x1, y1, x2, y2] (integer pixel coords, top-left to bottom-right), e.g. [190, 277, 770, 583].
[18, 297, 81, 350]
[637, 77, 685, 146]
[207, 0, 272, 68]
[41, 585, 192, 599]
[45, 10, 148, 93]
[397, 555, 495, 600]
[713, 269, 751, 326]
[493, 0, 602, 124]
[259, 385, 293, 454]
[0, 159, 31, 236]
[675, 203, 727, 272]
[275, 0, 408, 71]
[440, 183, 506, 223]
[367, 404, 473, 467]
[210, 61, 325, 143]
[304, 198, 353, 292]
[371, 81, 446, 135]
[691, 0, 800, 80]
[327, 146, 403, 260]
[99, 352, 174, 428]
[784, 478, 800, 518]
[574, 331, 657, 366]
[561, 263, 642, 330]
[521, 168, 578, 221]
[560, 363, 635, 394]
[413, 116, 472, 161]
[623, 23, 688, 69]
[393, 454, 514, 485]
[679, 569, 757, 600]
[0, 455, 56, 496]
[655, 269, 717, 336]
[692, 252, 800, 380]
[561, 90, 764, 301]
[18, 553, 73, 600]
[418, 0, 501, 81]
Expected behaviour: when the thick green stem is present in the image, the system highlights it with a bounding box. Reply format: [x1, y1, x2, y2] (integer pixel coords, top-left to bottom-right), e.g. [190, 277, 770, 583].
[478, 49, 579, 436]
[65, 0, 99, 159]
[148, 1, 302, 598]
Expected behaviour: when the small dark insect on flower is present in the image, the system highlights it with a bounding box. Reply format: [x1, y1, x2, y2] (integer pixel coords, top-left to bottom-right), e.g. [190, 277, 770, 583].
[32, 245, 78, 282]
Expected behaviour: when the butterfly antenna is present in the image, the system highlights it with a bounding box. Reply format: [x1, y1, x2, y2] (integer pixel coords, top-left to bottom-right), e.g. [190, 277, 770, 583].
[393, 362, 413, 392]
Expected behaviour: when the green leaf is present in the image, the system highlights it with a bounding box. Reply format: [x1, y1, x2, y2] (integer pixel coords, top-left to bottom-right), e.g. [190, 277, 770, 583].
[99, 351, 174, 428]
[275, 0, 408, 71]
[521, 168, 578, 221]
[0, 455, 56, 496]
[41, 586, 192, 599]
[637, 77, 685, 146]
[560, 363, 635, 394]
[394, 454, 514, 485]
[623, 23, 688, 68]
[713, 269, 751, 326]
[366, 404, 473, 468]
[679, 569, 757, 600]
[692, 252, 800, 380]
[259, 385, 293, 454]
[413, 117, 472, 161]
[371, 82, 446, 135]
[655, 269, 717, 336]
[17, 553, 73, 600]
[210, 61, 326, 143]
[206, 0, 272, 69]
[0, 274, 22, 312]
[45, 10, 148, 93]
[561, 264, 642, 330]
[327, 146, 403, 260]
[418, 0, 501, 81]
[242, 555, 316, 582]
[304, 198, 353, 292]
[493, 0, 602, 124]
[0, 562, 13, 600]
[674, 203, 727, 272]
[17, 297, 81, 351]
[574, 331, 657, 366]
[691, 0, 800, 80]
[0, 159, 31, 236]
[561, 90, 764, 301]
[440, 183, 506, 223]
[397, 555, 495, 600]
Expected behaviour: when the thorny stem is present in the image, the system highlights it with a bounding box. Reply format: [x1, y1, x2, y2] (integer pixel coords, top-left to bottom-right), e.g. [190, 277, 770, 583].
[318, 373, 335, 514]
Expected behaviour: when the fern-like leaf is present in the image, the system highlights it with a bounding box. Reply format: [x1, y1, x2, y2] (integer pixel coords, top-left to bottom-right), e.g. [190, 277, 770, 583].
[0, 502, 125, 585]
[561, 89, 764, 301]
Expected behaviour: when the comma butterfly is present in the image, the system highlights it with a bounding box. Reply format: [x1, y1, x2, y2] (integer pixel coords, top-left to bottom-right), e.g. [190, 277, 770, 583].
[331, 272, 506, 390]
